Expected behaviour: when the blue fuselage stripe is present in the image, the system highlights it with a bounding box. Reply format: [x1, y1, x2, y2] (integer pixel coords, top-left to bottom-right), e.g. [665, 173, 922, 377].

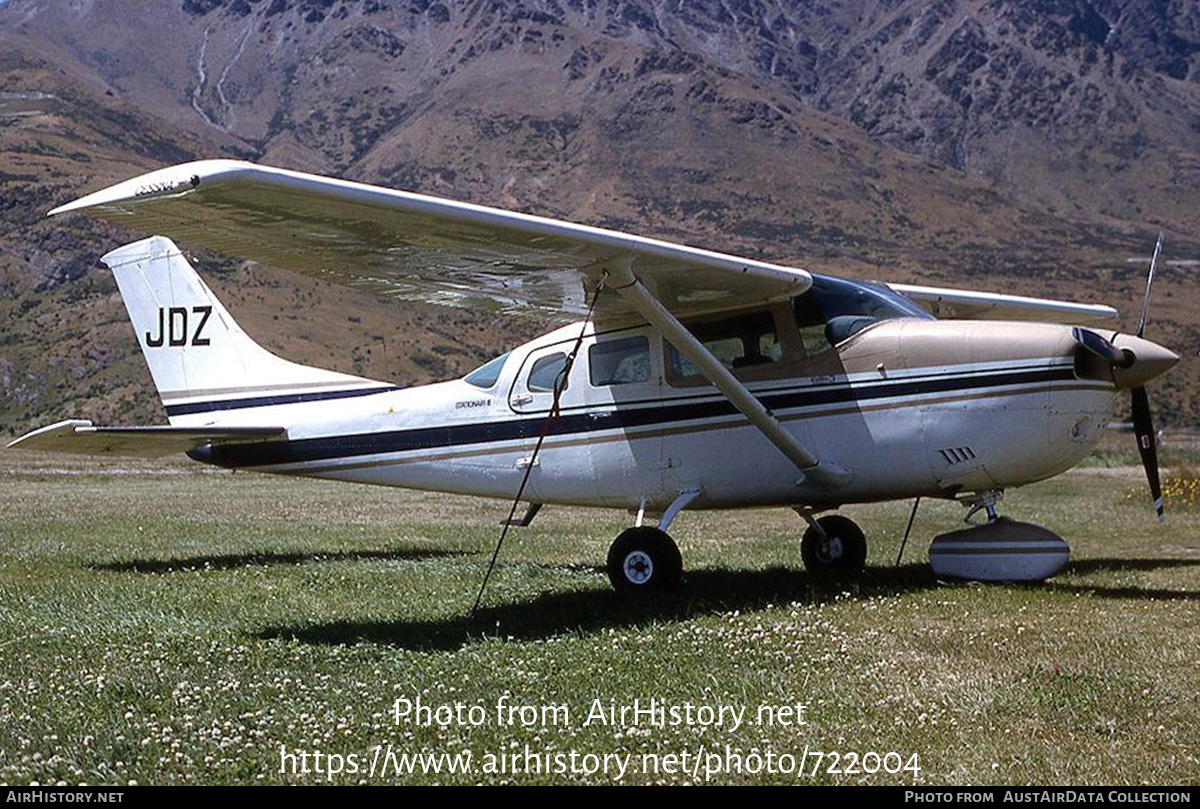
[165, 385, 401, 416]
[190, 365, 1084, 468]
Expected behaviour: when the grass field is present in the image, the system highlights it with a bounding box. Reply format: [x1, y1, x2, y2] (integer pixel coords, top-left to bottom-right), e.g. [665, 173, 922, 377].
[0, 449, 1197, 785]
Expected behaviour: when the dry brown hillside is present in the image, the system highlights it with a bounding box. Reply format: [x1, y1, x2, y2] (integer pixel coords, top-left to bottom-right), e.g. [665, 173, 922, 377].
[0, 0, 1196, 435]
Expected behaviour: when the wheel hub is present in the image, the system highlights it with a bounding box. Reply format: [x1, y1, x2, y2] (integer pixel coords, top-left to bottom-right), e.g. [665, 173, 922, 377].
[800, 515, 866, 578]
[817, 535, 844, 563]
[623, 550, 654, 585]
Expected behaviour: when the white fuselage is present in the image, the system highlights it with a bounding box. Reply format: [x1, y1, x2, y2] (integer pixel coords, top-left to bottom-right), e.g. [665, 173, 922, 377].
[185, 317, 1117, 513]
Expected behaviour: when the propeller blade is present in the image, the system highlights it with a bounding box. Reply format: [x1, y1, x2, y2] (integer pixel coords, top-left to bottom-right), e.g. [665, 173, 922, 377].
[1130, 385, 1165, 522]
[1136, 232, 1163, 339]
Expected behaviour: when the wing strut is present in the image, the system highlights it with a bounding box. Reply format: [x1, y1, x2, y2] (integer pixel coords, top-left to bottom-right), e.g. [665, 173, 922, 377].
[602, 260, 850, 490]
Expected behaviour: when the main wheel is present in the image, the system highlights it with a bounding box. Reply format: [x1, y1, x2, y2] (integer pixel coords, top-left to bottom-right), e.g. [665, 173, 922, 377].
[801, 515, 867, 578]
[606, 527, 683, 593]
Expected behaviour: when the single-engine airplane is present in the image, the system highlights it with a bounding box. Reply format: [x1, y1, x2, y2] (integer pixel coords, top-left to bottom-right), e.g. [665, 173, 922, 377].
[9, 161, 1179, 590]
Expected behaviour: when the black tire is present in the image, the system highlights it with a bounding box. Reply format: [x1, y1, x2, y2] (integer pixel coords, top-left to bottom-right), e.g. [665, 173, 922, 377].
[606, 526, 683, 593]
[801, 515, 867, 578]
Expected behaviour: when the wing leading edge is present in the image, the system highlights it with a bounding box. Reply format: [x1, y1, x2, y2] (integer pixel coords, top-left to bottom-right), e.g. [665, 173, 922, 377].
[49, 160, 812, 321]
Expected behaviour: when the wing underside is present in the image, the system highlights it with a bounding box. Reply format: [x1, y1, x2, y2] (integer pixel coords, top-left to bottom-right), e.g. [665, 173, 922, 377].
[50, 160, 812, 321]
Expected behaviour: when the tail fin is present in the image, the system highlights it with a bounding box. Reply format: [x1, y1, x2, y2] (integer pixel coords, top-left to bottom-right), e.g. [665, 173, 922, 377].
[104, 236, 392, 425]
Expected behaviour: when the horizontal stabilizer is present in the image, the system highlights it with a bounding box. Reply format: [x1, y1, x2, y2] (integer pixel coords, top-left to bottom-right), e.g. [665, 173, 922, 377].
[7, 420, 285, 458]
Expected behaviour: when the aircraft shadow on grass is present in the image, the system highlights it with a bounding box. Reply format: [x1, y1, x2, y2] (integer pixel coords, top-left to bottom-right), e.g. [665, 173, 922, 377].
[91, 548, 1200, 649]
[91, 547, 468, 574]
[253, 563, 942, 652]
[1065, 557, 1200, 574]
[249, 554, 1200, 651]
[1041, 556, 1200, 602]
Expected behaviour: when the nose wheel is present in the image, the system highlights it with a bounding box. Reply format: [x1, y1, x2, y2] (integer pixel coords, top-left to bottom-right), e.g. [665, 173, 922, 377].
[800, 515, 867, 578]
[606, 527, 682, 593]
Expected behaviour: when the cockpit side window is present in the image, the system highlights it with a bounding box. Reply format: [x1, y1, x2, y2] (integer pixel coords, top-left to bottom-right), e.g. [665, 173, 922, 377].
[665, 306, 802, 387]
[669, 310, 781, 378]
[528, 352, 569, 392]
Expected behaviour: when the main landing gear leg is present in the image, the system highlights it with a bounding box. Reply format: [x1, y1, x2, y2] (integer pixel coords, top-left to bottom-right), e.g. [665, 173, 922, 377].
[795, 508, 868, 579]
[606, 489, 698, 593]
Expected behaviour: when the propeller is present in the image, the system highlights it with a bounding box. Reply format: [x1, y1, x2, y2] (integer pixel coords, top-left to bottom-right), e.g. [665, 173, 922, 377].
[1136, 233, 1163, 341]
[1072, 233, 1168, 522]
[1132, 233, 1165, 522]
[1131, 384, 1164, 522]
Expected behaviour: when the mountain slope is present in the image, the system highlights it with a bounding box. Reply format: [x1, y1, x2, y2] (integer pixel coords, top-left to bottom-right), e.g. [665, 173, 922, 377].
[0, 0, 1195, 431]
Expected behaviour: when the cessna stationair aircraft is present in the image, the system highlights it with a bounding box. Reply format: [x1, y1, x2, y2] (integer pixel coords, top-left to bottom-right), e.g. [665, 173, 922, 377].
[10, 161, 1179, 591]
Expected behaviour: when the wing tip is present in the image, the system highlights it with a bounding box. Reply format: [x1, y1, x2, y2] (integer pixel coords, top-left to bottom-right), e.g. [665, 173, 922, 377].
[45, 159, 257, 218]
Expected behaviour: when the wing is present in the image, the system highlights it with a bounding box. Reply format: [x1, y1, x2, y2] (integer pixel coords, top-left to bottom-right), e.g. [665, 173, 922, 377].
[7, 420, 285, 458]
[889, 283, 1117, 325]
[50, 160, 811, 321]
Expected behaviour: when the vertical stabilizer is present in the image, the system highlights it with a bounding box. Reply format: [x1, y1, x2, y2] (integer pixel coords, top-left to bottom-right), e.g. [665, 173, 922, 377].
[103, 236, 392, 425]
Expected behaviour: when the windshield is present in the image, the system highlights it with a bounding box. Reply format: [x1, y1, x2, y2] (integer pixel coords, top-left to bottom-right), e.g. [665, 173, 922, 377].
[793, 275, 930, 353]
[799, 275, 930, 322]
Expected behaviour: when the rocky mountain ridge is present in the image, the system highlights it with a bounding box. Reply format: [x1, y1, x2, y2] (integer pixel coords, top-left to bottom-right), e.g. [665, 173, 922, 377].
[0, 0, 1196, 431]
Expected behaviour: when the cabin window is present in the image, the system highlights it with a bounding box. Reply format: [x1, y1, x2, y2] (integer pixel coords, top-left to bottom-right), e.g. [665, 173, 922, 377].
[669, 310, 781, 378]
[464, 352, 510, 389]
[528, 352, 569, 392]
[590, 336, 650, 386]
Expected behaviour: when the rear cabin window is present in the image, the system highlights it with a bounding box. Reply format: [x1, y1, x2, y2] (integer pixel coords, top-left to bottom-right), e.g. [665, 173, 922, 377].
[589, 337, 650, 386]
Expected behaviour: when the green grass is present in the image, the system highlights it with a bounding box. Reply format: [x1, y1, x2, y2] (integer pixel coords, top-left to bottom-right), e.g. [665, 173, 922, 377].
[0, 452, 1197, 785]
[1076, 431, 1200, 469]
